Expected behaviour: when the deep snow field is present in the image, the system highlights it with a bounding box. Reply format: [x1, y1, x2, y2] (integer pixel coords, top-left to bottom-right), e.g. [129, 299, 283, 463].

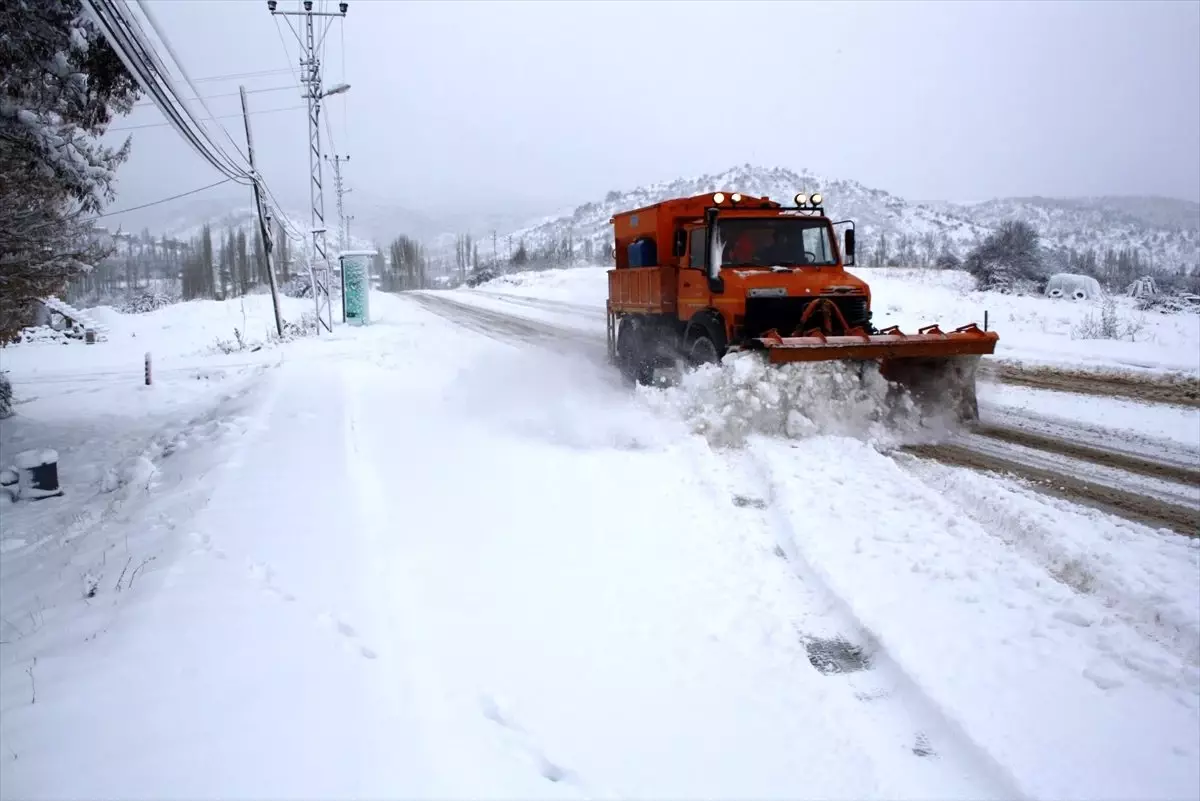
[1, 271, 1198, 801]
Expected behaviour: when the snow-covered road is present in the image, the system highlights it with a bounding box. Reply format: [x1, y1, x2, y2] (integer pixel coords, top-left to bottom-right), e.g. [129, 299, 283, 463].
[2, 289, 1198, 800]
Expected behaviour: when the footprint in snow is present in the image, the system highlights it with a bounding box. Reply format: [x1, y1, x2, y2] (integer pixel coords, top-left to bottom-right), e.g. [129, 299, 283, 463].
[480, 694, 576, 786]
[316, 612, 378, 661]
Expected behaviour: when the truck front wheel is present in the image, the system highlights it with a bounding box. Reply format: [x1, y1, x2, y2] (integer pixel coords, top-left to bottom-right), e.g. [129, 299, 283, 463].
[684, 316, 727, 367]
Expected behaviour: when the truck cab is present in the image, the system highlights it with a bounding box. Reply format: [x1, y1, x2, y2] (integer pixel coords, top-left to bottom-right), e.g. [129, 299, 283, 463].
[606, 191, 866, 374]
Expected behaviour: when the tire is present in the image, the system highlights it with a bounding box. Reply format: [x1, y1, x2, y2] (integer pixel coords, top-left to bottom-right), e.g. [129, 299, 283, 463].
[684, 314, 727, 367]
[688, 332, 720, 365]
[615, 318, 641, 383]
[616, 317, 661, 386]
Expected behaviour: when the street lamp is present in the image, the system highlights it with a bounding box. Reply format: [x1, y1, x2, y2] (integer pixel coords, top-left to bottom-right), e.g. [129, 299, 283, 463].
[320, 82, 350, 98]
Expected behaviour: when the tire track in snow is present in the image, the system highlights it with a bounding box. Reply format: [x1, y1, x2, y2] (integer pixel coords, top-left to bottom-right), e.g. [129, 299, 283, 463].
[981, 362, 1200, 408]
[973, 423, 1200, 487]
[713, 445, 1028, 801]
[408, 292, 604, 361]
[894, 460, 1200, 670]
[900, 441, 1199, 536]
[979, 403, 1200, 473]
[747, 436, 1200, 801]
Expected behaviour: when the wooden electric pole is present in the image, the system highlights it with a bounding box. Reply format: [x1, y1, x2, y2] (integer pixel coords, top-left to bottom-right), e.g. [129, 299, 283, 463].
[240, 85, 283, 338]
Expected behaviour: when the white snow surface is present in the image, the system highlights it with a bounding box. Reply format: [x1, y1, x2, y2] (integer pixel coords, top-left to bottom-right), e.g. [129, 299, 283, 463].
[477, 265, 1200, 377]
[1, 284, 1198, 800]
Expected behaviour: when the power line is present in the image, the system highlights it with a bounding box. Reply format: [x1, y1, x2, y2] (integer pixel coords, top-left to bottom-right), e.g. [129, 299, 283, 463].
[85, 0, 249, 184]
[93, 0, 253, 182]
[340, 16, 347, 148]
[88, 179, 234, 219]
[110, 104, 306, 131]
[131, 85, 292, 108]
[273, 16, 306, 94]
[135, 0, 253, 167]
[83, 0, 307, 244]
[192, 67, 294, 84]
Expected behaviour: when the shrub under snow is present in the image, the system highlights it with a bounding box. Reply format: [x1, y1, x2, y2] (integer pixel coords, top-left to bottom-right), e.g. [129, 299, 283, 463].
[118, 291, 178, 314]
[0, 372, 12, 419]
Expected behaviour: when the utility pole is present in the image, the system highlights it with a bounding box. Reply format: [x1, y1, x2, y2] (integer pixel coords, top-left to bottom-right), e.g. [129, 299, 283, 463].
[239, 84, 283, 338]
[326, 153, 351, 251]
[267, 0, 350, 335]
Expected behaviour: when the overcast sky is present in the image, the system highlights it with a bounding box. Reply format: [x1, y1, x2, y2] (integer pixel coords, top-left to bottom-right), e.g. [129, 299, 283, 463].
[102, 0, 1200, 233]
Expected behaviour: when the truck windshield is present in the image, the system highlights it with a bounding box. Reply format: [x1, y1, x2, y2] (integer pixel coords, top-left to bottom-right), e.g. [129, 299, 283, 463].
[716, 218, 837, 267]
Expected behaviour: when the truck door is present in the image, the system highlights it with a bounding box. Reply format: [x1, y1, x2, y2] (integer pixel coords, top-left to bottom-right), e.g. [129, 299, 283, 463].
[678, 226, 710, 313]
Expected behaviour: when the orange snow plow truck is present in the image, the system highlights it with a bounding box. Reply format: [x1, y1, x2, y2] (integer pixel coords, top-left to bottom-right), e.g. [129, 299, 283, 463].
[605, 191, 999, 420]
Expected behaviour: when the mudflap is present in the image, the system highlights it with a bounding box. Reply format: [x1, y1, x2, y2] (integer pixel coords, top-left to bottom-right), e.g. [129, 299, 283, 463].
[880, 355, 981, 424]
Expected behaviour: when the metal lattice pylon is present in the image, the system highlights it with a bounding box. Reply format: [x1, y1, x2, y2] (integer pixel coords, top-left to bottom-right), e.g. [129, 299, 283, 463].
[271, 1, 349, 334]
[302, 11, 331, 332]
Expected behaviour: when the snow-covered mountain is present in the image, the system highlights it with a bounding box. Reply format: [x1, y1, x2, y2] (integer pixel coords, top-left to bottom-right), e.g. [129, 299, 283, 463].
[499, 165, 1200, 273]
[936, 196, 1199, 270]
[501, 164, 985, 263]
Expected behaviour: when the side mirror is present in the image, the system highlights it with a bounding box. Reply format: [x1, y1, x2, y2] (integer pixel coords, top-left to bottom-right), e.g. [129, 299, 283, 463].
[703, 209, 724, 294]
[844, 229, 856, 266]
[673, 229, 687, 258]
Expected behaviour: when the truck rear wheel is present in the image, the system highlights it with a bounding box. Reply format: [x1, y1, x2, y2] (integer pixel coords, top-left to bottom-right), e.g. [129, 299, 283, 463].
[617, 317, 676, 386]
[615, 317, 641, 383]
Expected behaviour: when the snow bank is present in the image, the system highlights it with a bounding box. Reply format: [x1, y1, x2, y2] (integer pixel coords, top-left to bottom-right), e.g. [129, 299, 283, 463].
[479, 265, 608, 303]
[863, 269, 1199, 376]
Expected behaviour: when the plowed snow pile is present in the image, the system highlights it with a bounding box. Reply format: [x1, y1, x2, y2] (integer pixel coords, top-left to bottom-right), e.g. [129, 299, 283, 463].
[640, 352, 951, 448]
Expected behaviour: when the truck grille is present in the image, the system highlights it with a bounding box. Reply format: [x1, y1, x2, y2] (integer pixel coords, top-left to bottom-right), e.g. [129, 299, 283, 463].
[742, 296, 870, 338]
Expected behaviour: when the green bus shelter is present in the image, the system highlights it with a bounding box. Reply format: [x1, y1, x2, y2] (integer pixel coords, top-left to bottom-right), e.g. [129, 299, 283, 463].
[338, 250, 377, 326]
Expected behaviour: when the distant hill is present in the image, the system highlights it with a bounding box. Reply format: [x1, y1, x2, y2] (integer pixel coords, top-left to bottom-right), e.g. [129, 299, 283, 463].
[134, 164, 1200, 275]
[499, 165, 1200, 274]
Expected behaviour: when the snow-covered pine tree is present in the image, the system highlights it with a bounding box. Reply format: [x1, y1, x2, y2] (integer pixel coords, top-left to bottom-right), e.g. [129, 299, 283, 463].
[0, 0, 140, 340]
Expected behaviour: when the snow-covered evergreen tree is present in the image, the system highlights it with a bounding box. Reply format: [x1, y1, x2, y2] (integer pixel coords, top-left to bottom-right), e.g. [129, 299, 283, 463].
[0, 0, 140, 339]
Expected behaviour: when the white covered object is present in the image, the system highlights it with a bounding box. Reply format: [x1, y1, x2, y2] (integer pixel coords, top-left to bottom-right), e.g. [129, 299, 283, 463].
[1045, 273, 1103, 301]
[1127, 276, 1159, 298]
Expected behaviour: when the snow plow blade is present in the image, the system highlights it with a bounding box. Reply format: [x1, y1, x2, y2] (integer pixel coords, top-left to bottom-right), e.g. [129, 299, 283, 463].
[752, 323, 999, 422]
[753, 323, 999, 363]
